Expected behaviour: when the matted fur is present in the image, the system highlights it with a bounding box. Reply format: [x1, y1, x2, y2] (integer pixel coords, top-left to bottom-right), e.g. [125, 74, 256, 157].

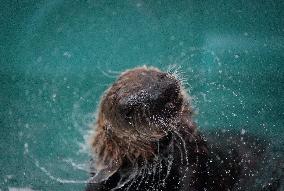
[89, 66, 205, 183]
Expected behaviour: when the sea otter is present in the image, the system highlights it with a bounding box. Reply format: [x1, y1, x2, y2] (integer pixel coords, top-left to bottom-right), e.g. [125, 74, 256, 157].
[86, 66, 282, 191]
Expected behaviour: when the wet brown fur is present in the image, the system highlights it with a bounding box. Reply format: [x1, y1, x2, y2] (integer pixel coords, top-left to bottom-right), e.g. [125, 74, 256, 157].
[90, 66, 205, 172]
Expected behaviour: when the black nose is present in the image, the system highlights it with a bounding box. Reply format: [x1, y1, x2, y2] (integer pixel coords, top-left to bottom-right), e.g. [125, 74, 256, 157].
[117, 72, 182, 121]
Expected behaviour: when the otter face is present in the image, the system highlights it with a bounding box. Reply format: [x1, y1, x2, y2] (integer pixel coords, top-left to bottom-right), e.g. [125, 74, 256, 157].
[100, 67, 184, 139]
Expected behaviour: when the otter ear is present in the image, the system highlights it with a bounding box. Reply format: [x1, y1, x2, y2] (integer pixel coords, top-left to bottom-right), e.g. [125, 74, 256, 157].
[89, 158, 121, 183]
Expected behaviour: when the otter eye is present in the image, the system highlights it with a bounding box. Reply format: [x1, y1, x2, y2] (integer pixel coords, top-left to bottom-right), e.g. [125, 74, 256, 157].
[124, 109, 133, 119]
[118, 104, 134, 120]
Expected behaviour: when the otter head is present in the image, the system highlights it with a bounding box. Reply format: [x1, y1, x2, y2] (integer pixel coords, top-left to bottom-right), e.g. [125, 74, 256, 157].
[91, 66, 191, 183]
[100, 67, 185, 141]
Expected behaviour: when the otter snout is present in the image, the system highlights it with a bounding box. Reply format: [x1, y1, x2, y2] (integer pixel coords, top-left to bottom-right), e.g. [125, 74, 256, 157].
[114, 68, 183, 127]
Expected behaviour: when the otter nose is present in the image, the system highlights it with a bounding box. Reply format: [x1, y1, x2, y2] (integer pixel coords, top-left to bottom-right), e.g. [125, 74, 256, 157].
[117, 77, 181, 120]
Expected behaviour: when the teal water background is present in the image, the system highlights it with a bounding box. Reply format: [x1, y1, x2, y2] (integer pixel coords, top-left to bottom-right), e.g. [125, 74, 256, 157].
[1, 0, 283, 190]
